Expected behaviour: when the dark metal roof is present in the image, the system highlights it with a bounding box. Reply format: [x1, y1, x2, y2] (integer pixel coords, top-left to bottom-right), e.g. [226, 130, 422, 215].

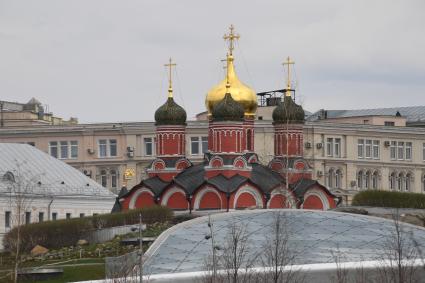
[290, 178, 336, 200]
[250, 163, 284, 192]
[142, 176, 170, 196]
[173, 163, 206, 194]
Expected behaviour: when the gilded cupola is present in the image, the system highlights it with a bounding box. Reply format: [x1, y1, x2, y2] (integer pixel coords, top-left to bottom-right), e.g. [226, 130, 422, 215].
[206, 25, 257, 117]
[154, 58, 187, 126]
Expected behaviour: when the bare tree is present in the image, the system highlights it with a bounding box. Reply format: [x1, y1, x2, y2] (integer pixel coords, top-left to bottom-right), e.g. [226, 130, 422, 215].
[2, 161, 38, 283]
[330, 245, 348, 283]
[377, 209, 420, 283]
[260, 212, 303, 283]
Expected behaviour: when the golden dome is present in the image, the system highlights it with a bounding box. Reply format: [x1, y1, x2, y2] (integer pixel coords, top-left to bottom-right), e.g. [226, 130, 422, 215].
[206, 55, 257, 117]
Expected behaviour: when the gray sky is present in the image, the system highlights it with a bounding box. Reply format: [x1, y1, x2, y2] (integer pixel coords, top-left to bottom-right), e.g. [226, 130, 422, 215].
[1, 0, 424, 123]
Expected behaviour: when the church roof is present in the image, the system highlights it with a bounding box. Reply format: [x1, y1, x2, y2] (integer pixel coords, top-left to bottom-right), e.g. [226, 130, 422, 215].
[0, 143, 115, 198]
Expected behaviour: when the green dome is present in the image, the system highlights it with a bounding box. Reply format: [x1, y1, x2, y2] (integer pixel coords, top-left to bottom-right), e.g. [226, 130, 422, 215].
[155, 97, 187, 126]
[212, 93, 244, 122]
[272, 95, 305, 124]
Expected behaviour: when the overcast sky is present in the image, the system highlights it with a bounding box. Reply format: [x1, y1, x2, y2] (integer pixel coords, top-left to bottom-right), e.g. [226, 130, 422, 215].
[1, 0, 424, 123]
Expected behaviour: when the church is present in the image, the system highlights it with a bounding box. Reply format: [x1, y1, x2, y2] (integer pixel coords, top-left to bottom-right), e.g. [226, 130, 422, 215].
[118, 26, 338, 212]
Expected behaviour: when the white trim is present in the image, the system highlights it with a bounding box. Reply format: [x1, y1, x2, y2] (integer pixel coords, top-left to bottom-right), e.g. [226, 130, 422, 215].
[193, 187, 222, 210]
[161, 187, 188, 209]
[233, 185, 263, 208]
[301, 189, 329, 210]
[268, 187, 296, 208]
[129, 188, 154, 209]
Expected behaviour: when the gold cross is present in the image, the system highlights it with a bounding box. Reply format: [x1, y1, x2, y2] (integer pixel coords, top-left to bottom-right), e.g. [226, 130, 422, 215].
[282, 56, 295, 94]
[223, 24, 240, 56]
[164, 58, 177, 97]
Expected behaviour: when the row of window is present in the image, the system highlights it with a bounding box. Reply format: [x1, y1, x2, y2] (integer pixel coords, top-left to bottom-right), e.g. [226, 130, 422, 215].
[4, 211, 90, 228]
[49, 141, 78, 159]
[390, 141, 412, 161]
[99, 169, 118, 189]
[143, 136, 208, 156]
[358, 139, 380, 159]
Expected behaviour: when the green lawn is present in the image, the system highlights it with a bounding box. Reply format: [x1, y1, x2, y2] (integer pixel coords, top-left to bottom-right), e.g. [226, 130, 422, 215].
[24, 264, 105, 283]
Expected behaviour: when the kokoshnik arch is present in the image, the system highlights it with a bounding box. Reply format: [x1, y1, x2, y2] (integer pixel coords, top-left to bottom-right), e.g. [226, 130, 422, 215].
[117, 25, 338, 212]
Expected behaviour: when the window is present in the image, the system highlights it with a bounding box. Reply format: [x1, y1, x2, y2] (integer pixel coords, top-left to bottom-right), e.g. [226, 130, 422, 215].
[357, 171, 364, 189]
[365, 140, 372, 159]
[52, 212, 57, 221]
[365, 171, 371, 189]
[335, 169, 342, 189]
[405, 142, 412, 160]
[390, 141, 397, 160]
[80, 213, 85, 218]
[327, 169, 334, 188]
[405, 174, 411, 192]
[5, 211, 11, 228]
[373, 141, 380, 159]
[398, 142, 405, 160]
[49, 141, 78, 159]
[326, 138, 341, 157]
[100, 169, 107, 187]
[60, 141, 68, 159]
[358, 139, 379, 159]
[423, 143, 425, 161]
[111, 170, 117, 189]
[144, 137, 154, 156]
[70, 141, 78, 158]
[398, 173, 404, 191]
[384, 121, 395, 126]
[98, 139, 117, 158]
[389, 172, 396, 190]
[358, 139, 364, 158]
[25, 212, 31, 224]
[39, 212, 44, 222]
[372, 171, 379, 190]
[202, 137, 208, 153]
[334, 138, 341, 157]
[66, 213, 71, 220]
[326, 138, 333, 157]
[191, 137, 200, 155]
[49, 141, 58, 158]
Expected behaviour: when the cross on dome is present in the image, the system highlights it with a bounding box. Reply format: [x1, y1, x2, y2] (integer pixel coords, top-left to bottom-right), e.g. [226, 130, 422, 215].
[223, 24, 240, 56]
[164, 58, 177, 98]
[282, 56, 295, 96]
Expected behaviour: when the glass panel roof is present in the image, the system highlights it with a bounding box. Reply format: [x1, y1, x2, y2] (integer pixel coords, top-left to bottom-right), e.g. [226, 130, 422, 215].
[144, 210, 425, 275]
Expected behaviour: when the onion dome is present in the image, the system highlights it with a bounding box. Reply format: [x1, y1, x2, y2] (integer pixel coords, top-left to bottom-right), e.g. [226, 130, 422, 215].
[212, 92, 244, 122]
[272, 95, 305, 124]
[154, 97, 187, 126]
[206, 55, 257, 117]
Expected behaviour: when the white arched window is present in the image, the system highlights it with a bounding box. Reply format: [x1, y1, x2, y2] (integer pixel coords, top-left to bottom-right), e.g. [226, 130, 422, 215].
[405, 173, 412, 192]
[357, 170, 364, 189]
[335, 169, 342, 189]
[372, 171, 379, 190]
[398, 173, 404, 191]
[365, 171, 371, 189]
[389, 172, 396, 190]
[100, 169, 107, 187]
[328, 169, 335, 188]
[110, 169, 117, 189]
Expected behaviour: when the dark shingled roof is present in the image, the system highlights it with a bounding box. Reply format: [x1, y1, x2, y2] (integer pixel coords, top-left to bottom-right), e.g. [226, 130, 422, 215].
[154, 97, 187, 126]
[250, 163, 284, 192]
[212, 93, 244, 122]
[207, 174, 248, 194]
[290, 178, 336, 199]
[174, 163, 206, 194]
[272, 95, 305, 124]
[142, 176, 170, 196]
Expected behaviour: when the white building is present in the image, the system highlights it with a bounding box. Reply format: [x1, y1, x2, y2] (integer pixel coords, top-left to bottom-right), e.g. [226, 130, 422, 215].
[0, 143, 116, 250]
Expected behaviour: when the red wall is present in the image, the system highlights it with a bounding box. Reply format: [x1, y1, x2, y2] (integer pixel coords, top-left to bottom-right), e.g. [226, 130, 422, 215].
[199, 191, 222, 209]
[166, 192, 188, 210]
[303, 195, 324, 210]
[235, 192, 256, 208]
[135, 192, 155, 208]
[269, 194, 289, 209]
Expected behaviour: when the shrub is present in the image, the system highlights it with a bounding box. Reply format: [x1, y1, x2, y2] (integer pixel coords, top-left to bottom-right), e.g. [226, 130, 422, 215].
[3, 205, 173, 253]
[352, 190, 425, 209]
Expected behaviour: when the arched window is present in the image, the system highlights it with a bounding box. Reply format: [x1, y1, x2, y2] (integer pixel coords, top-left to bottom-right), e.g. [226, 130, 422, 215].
[365, 171, 371, 189]
[110, 169, 117, 189]
[335, 169, 342, 189]
[328, 169, 334, 188]
[357, 170, 364, 189]
[372, 171, 379, 190]
[100, 169, 107, 187]
[398, 173, 404, 191]
[247, 129, 252, 151]
[2, 171, 15, 183]
[389, 172, 396, 190]
[405, 173, 412, 192]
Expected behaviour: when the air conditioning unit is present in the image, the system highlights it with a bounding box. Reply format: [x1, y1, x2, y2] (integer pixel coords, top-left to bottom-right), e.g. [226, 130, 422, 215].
[83, 169, 92, 177]
[87, 148, 95, 155]
[127, 147, 135, 158]
[316, 143, 323, 149]
[384, 141, 390, 147]
[305, 142, 312, 149]
[317, 170, 323, 177]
